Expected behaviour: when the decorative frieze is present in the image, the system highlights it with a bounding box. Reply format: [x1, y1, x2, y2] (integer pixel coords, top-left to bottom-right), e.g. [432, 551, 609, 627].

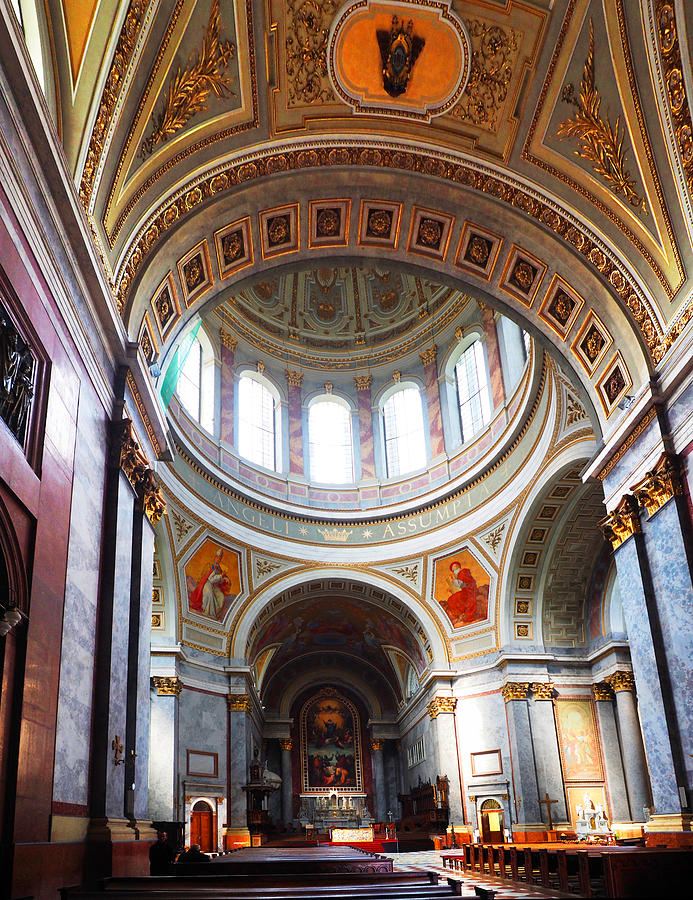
[501, 682, 530, 702]
[152, 676, 182, 696]
[592, 682, 614, 701]
[427, 696, 457, 718]
[598, 494, 641, 549]
[631, 453, 683, 517]
[605, 670, 636, 693]
[227, 693, 251, 711]
[531, 682, 555, 700]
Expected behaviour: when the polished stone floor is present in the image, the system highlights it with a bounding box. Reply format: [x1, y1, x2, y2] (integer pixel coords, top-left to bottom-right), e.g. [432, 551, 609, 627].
[390, 850, 573, 898]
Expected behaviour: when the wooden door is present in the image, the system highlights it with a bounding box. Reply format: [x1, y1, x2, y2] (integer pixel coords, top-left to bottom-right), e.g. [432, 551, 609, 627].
[191, 805, 214, 851]
[481, 810, 504, 843]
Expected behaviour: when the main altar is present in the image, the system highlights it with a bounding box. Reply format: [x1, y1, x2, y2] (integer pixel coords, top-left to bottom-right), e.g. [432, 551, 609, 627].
[298, 792, 373, 831]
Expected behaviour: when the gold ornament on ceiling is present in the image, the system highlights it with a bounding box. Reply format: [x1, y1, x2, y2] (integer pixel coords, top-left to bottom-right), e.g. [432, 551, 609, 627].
[141, 0, 236, 157]
[557, 21, 646, 215]
[376, 16, 425, 98]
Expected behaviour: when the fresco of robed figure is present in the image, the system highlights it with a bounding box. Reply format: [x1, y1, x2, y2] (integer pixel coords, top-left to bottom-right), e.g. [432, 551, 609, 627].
[433, 549, 490, 629]
[186, 540, 241, 621]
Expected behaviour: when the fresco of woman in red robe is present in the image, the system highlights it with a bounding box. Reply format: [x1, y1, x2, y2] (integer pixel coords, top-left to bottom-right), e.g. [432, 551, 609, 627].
[433, 549, 490, 629]
[442, 562, 477, 623]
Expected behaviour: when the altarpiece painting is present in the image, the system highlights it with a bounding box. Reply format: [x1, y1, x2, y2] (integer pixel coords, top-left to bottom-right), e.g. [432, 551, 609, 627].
[300, 688, 362, 793]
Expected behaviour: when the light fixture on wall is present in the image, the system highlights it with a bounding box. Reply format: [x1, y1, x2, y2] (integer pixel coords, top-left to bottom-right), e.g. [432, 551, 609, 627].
[0, 604, 25, 636]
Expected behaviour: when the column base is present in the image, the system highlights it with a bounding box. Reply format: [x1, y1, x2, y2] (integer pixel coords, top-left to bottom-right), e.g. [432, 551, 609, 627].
[85, 818, 151, 879]
[87, 817, 137, 842]
[131, 819, 158, 841]
[644, 814, 693, 847]
[223, 826, 251, 850]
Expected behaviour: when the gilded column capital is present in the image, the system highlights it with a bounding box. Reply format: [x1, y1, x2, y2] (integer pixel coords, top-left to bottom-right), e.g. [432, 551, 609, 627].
[592, 682, 614, 701]
[285, 369, 304, 388]
[501, 682, 530, 702]
[427, 696, 457, 718]
[279, 738, 293, 752]
[631, 453, 683, 517]
[114, 419, 149, 484]
[531, 682, 555, 700]
[220, 327, 238, 351]
[227, 693, 251, 711]
[354, 374, 372, 392]
[419, 344, 438, 367]
[139, 469, 167, 525]
[370, 739, 384, 752]
[605, 671, 636, 693]
[152, 676, 182, 696]
[598, 494, 641, 549]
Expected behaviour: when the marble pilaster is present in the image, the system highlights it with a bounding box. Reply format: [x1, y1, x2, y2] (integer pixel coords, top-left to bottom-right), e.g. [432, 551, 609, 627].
[354, 375, 375, 479]
[605, 672, 652, 821]
[227, 695, 250, 828]
[280, 739, 293, 824]
[370, 740, 387, 823]
[420, 346, 445, 459]
[427, 697, 465, 825]
[592, 686, 631, 822]
[286, 370, 304, 475]
[480, 304, 506, 409]
[148, 678, 181, 821]
[219, 329, 236, 446]
[502, 684, 542, 826]
[528, 685, 567, 825]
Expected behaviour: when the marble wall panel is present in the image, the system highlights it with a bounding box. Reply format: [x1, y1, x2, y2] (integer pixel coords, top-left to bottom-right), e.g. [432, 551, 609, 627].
[179, 687, 228, 814]
[134, 520, 155, 820]
[595, 700, 631, 821]
[53, 390, 108, 806]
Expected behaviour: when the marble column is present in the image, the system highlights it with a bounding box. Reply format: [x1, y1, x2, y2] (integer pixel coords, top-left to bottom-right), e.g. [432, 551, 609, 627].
[601, 480, 690, 824]
[370, 739, 387, 823]
[604, 672, 651, 821]
[427, 696, 465, 826]
[480, 302, 506, 409]
[227, 695, 251, 832]
[285, 370, 304, 476]
[354, 374, 375, 480]
[420, 346, 446, 460]
[219, 328, 237, 446]
[280, 738, 293, 824]
[149, 677, 182, 822]
[502, 683, 542, 827]
[529, 683, 567, 826]
[592, 683, 631, 821]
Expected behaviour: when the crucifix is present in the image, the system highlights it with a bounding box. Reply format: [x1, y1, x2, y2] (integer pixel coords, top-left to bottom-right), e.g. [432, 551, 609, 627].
[539, 792, 559, 830]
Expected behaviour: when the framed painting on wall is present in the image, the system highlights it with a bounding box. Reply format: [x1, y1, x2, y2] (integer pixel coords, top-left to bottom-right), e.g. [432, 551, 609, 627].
[555, 698, 604, 782]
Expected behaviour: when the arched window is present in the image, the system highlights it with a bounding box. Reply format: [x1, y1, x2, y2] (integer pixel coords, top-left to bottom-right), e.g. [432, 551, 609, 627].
[455, 339, 491, 442]
[382, 386, 426, 477]
[176, 330, 215, 432]
[238, 373, 279, 471]
[308, 396, 353, 484]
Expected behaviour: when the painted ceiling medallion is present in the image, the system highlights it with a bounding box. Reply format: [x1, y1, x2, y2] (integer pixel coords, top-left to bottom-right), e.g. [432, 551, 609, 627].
[328, 0, 470, 120]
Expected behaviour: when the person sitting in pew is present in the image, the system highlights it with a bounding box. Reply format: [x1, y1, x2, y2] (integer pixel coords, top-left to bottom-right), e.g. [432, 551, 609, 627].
[177, 843, 210, 862]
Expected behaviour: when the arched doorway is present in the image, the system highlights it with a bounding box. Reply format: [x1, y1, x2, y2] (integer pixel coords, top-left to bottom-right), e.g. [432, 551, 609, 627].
[479, 798, 504, 843]
[190, 799, 214, 851]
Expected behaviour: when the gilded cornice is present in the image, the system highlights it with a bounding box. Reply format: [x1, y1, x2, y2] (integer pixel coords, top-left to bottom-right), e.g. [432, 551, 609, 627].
[598, 494, 641, 549]
[113, 142, 667, 364]
[592, 682, 613, 701]
[152, 676, 182, 696]
[427, 696, 457, 719]
[605, 670, 636, 693]
[501, 682, 529, 702]
[631, 452, 683, 517]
